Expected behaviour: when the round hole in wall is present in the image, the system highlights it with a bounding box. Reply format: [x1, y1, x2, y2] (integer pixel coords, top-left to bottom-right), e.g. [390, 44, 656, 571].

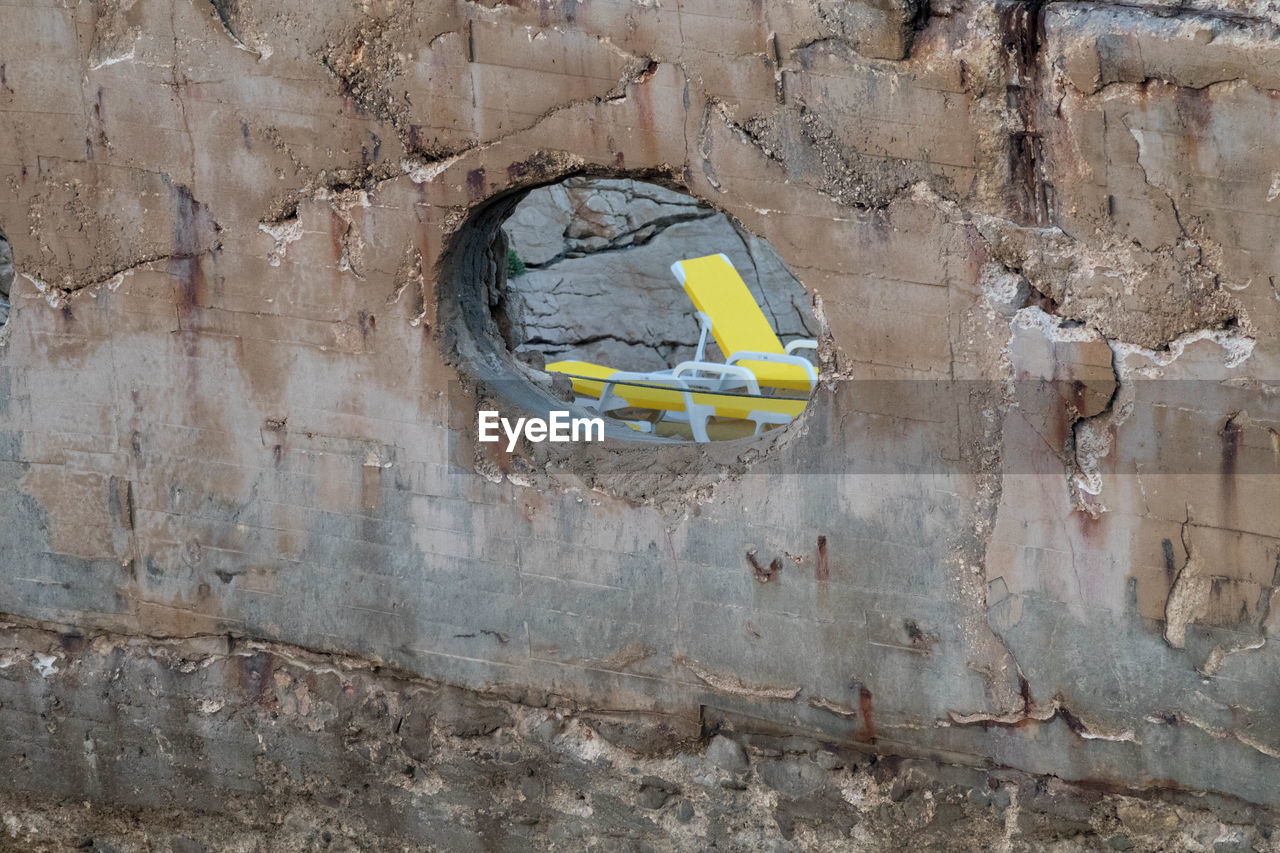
[0, 227, 13, 328]
[439, 174, 819, 445]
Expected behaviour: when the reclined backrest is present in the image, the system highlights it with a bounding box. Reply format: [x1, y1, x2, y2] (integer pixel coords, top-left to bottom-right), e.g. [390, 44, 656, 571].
[672, 253, 785, 357]
[671, 254, 811, 392]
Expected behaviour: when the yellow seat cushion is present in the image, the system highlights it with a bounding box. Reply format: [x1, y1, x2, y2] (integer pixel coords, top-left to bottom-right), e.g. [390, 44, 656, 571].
[546, 360, 807, 421]
[547, 360, 690, 412]
[676, 254, 813, 392]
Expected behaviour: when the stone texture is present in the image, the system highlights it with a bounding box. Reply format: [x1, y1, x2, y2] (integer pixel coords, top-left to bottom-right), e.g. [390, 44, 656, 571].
[505, 178, 709, 265]
[0, 0, 1278, 846]
[705, 734, 750, 775]
[500, 178, 816, 370]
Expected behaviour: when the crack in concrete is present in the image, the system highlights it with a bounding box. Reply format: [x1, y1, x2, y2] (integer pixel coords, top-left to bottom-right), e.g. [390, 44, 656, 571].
[1123, 115, 1195, 245]
[674, 655, 802, 700]
[524, 209, 718, 271]
[1080, 74, 1280, 99]
[1163, 506, 1206, 650]
[20, 246, 218, 306]
[712, 102, 924, 212]
[947, 695, 1140, 745]
[320, 13, 659, 167]
[1176, 712, 1280, 761]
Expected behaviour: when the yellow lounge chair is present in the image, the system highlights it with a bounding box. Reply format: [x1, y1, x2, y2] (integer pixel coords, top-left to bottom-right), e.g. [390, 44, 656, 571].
[547, 360, 807, 443]
[669, 254, 817, 393]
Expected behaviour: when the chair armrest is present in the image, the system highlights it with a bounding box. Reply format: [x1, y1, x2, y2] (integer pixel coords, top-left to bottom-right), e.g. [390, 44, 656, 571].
[670, 361, 761, 395]
[600, 371, 693, 412]
[784, 339, 817, 355]
[725, 351, 818, 388]
[606, 371, 692, 389]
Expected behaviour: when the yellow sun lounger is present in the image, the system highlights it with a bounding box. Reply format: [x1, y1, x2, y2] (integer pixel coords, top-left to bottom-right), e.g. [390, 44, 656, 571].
[547, 360, 807, 443]
[670, 254, 817, 393]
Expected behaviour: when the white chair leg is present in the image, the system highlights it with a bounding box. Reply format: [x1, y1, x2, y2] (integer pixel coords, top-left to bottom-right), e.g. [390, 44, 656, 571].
[749, 410, 796, 436]
[686, 398, 713, 443]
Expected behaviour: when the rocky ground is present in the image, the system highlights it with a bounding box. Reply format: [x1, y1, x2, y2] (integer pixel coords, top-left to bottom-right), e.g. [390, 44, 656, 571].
[499, 178, 815, 371]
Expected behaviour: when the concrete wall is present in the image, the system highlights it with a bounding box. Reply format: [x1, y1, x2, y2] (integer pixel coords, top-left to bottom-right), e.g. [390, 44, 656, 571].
[0, 0, 1278, 841]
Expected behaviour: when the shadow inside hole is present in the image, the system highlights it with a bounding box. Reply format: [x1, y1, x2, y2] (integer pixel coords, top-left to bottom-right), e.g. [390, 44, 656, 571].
[494, 177, 818, 443]
[0, 228, 12, 327]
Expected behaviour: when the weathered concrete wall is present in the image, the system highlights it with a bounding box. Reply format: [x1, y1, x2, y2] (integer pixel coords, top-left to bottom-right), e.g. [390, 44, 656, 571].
[0, 0, 1278, 846]
[2, 616, 1273, 851]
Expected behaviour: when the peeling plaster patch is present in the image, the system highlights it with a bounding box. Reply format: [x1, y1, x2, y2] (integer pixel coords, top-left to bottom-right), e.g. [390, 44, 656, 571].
[725, 103, 926, 209]
[1071, 325, 1255, 506]
[948, 699, 1139, 744]
[22, 266, 137, 307]
[948, 705, 1053, 726]
[402, 155, 466, 184]
[1112, 327, 1256, 372]
[258, 218, 303, 267]
[675, 656, 801, 700]
[31, 653, 58, 678]
[980, 264, 1026, 316]
[1079, 728, 1139, 744]
[1011, 306, 1101, 343]
[1201, 636, 1267, 677]
[362, 450, 392, 469]
[90, 46, 137, 71]
[1180, 714, 1280, 761]
[1125, 127, 1161, 189]
[87, 0, 142, 71]
[1164, 517, 1206, 650]
[389, 245, 428, 327]
[970, 201, 1244, 351]
[1072, 412, 1124, 500]
[808, 696, 858, 717]
[1005, 304, 1119, 511]
[21, 273, 64, 309]
[318, 189, 372, 277]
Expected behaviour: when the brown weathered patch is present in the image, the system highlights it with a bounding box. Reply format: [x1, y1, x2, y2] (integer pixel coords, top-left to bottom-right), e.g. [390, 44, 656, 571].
[747, 550, 781, 583]
[856, 684, 875, 743]
[466, 167, 487, 201]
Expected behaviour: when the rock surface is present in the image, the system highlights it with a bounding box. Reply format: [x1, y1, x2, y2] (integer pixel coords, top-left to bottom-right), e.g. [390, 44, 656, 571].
[501, 178, 816, 370]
